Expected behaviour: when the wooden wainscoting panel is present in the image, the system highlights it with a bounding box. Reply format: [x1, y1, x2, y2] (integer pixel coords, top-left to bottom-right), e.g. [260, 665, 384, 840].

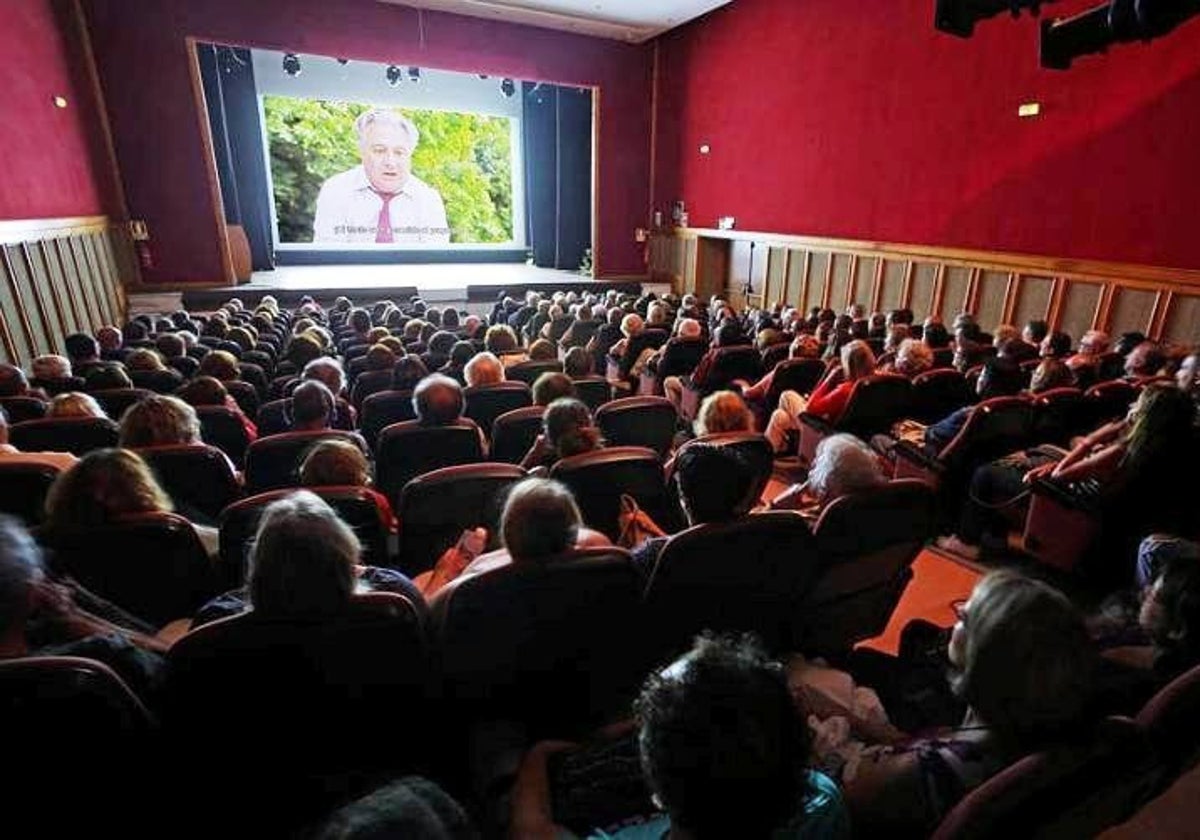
[766, 247, 789, 307]
[975, 270, 1009, 331]
[2, 245, 49, 361]
[1160, 293, 1199, 345]
[19, 243, 65, 353]
[853, 255, 877, 311]
[828, 254, 852, 312]
[1013, 276, 1054, 328]
[45, 238, 84, 334]
[1059, 281, 1104, 344]
[69, 236, 104, 329]
[0, 250, 35, 365]
[1109, 287, 1158, 337]
[910, 263, 938, 322]
[786, 250, 808, 309]
[805, 252, 829, 312]
[939, 266, 972, 323]
[879, 259, 906, 313]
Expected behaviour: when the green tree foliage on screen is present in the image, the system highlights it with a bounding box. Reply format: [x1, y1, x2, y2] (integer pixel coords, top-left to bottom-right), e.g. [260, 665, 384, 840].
[263, 96, 513, 244]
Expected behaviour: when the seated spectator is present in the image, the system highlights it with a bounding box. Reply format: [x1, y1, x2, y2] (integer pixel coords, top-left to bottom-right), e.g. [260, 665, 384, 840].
[887, 338, 933, 379]
[392, 356, 430, 391]
[0, 363, 45, 400]
[364, 343, 397, 373]
[844, 570, 1098, 837]
[1028, 357, 1075, 393]
[739, 334, 822, 406]
[47, 392, 106, 419]
[520, 398, 603, 471]
[440, 341, 476, 384]
[559, 305, 595, 349]
[528, 339, 557, 362]
[313, 777, 477, 840]
[198, 349, 240, 383]
[1040, 331, 1072, 360]
[1067, 330, 1110, 379]
[771, 433, 886, 518]
[83, 363, 133, 391]
[1124, 340, 1167, 379]
[693, 390, 754, 438]
[118, 395, 202, 448]
[155, 331, 187, 362]
[176, 375, 257, 440]
[952, 321, 989, 372]
[66, 331, 107, 371]
[303, 357, 356, 429]
[0, 406, 77, 471]
[765, 339, 876, 453]
[125, 347, 184, 390]
[913, 355, 1024, 456]
[291, 380, 336, 432]
[29, 354, 73, 385]
[485, 324, 527, 369]
[532, 372, 576, 407]
[0, 514, 165, 704]
[511, 634, 848, 840]
[563, 346, 595, 379]
[993, 324, 1038, 364]
[1176, 347, 1199, 418]
[1022, 318, 1050, 348]
[608, 313, 645, 359]
[464, 352, 504, 388]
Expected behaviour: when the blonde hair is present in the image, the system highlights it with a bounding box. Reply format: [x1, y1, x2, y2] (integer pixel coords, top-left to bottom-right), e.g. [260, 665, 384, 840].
[694, 390, 754, 437]
[119, 395, 201, 448]
[45, 448, 173, 531]
[299, 440, 371, 488]
[47, 392, 105, 419]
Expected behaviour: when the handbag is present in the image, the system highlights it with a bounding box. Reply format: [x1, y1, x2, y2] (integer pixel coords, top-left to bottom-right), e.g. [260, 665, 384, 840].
[616, 493, 667, 549]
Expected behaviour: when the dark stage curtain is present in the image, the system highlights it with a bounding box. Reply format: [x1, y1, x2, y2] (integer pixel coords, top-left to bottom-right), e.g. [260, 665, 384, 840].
[197, 44, 275, 271]
[522, 82, 592, 271]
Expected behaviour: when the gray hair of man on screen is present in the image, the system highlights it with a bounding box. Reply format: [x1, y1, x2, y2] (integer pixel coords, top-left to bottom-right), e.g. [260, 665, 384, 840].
[355, 109, 420, 151]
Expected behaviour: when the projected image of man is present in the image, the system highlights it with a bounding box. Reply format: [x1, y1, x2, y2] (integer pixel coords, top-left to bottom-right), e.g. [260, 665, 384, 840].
[312, 109, 450, 244]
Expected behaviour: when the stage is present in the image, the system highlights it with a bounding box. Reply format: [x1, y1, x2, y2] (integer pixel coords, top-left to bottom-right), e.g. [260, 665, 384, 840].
[160, 263, 648, 314]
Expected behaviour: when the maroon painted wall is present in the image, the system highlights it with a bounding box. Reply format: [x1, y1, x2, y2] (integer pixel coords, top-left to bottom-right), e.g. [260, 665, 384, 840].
[81, 0, 653, 283]
[0, 0, 115, 220]
[654, 0, 1200, 270]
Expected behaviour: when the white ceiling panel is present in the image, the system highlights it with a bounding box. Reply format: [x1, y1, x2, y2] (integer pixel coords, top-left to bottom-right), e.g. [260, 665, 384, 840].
[378, 0, 732, 42]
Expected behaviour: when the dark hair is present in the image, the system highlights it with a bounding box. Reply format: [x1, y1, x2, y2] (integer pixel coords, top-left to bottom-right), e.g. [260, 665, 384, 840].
[348, 308, 372, 335]
[544, 398, 601, 459]
[83, 364, 132, 391]
[500, 478, 581, 563]
[1145, 555, 1200, 675]
[923, 322, 951, 349]
[1042, 331, 1072, 359]
[292, 380, 335, 427]
[177, 375, 228, 407]
[636, 634, 812, 839]
[1024, 319, 1050, 343]
[393, 356, 430, 391]
[563, 346, 593, 378]
[978, 355, 1024, 398]
[413, 374, 464, 426]
[674, 444, 756, 524]
[0, 514, 43, 637]
[448, 341, 475, 368]
[532, 372, 575, 407]
[64, 333, 100, 362]
[314, 776, 478, 840]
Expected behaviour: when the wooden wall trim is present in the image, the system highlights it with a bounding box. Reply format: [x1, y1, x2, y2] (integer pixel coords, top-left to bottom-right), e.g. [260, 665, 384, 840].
[0, 216, 111, 243]
[672, 227, 1200, 290]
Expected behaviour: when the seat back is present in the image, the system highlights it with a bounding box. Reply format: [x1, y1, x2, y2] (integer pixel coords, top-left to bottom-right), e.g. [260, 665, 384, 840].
[86, 388, 154, 422]
[255, 398, 291, 437]
[489, 406, 545, 464]
[506, 359, 564, 386]
[226, 380, 261, 419]
[0, 395, 48, 423]
[1082, 380, 1138, 430]
[219, 486, 395, 584]
[766, 358, 827, 407]
[9, 416, 119, 456]
[375, 421, 485, 506]
[0, 655, 152, 736]
[431, 548, 647, 733]
[699, 345, 763, 392]
[196, 405, 253, 466]
[163, 593, 430, 830]
[667, 432, 775, 509]
[803, 480, 936, 655]
[910, 369, 973, 425]
[137, 444, 242, 521]
[464, 381, 532, 437]
[656, 336, 708, 380]
[0, 461, 62, 525]
[396, 463, 524, 576]
[613, 328, 670, 380]
[595, 396, 678, 458]
[1029, 387, 1085, 447]
[129, 369, 184, 395]
[1136, 662, 1200, 783]
[360, 389, 416, 450]
[44, 512, 218, 627]
[572, 376, 612, 412]
[644, 512, 819, 660]
[551, 446, 685, 541]
[29, 376, 87, 397]
[349, 369, 393, 411]
[931, 719, 1160, 840]
[836, 373, 913, 439]
[245, 430, 366, 495]
[760, 342, 791, 371]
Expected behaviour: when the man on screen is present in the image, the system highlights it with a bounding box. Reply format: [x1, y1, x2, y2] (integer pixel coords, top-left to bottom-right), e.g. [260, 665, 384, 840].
[311, 108, 450, 245]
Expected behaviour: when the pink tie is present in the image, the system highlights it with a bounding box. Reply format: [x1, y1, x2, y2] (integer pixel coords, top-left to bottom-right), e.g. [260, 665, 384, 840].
[374, 191, 396, 243]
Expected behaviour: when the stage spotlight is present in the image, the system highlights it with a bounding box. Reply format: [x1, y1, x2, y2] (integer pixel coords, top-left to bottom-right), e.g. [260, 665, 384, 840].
[386, 64, 403, 86]
[477, 74, 490, 80]
[407, 66, 421, 82]
[1040, 0, 1200, 69]
[282, 53, 302, 77]
[935, 0, 1056, 37]
[336, 58, 350, 65]
[500, 78, 516, 97]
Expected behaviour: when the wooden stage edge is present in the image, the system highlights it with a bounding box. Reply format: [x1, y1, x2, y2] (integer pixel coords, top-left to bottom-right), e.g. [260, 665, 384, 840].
[147, 264, 650, 314]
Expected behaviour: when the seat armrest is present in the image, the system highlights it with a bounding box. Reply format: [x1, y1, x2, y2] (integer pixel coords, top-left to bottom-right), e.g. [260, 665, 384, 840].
[893, 439, 942, 472]
[798, 413, 834, 435]
[1029, 475, 1103, 514]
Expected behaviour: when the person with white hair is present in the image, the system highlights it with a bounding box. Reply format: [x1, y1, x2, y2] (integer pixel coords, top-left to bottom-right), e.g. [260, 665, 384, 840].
[464, 351, 505, 387]
[769, 433, 886, 518]
[311, 108, 449, 245]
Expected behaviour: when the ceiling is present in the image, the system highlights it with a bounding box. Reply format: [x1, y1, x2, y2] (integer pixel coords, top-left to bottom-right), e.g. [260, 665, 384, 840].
[378, 0, 732, 42]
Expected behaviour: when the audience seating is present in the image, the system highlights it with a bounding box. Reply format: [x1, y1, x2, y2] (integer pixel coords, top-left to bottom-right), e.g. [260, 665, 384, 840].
[572, 376, 612, 412]
[1029, 387, 1086, 448]
[244, 429, 368, 495]
[219, 486, 396, 585]
[255, 398, 292, 437]
[359, 389, 416, 450]
[89, 387, 153, 421]
[129, 369, 184, 394]
[551, 446, 686, 542]
[636, 336, 707, 396]
[0, 461, 63, 525]
[666, 432, 775, 508]
[643, 511, 820, 659]
[764, 358, 827, 408]
[225, 380, 261, 419]
[595, 396, 678, 458]
[798, 373, 913, 464]
[9, 416, 119, 456]
[43, 511, 218, 627]
[0, 655, 152, 735]
[506, 359, 563, 386]
[163, 592, 431, 834]
[1136, 663, 1200, 789]
[431, 547, 648, 735]
[607, 328, 670, 384]
[678, 346, 763, 422]
[137, 443, 242, 522]
[1080, 379, 1139, 431]
[801, 480, 937, 657]
[30, 375, 87, 397]
[1020, 474, 1103, 573]
[908, 368, 974, 424]
[489, 406, 544, 464]
[760, 341, 791, 371]
[395, 463, 524, 576]
[463, 381, 532, 437]
[0, 395, 48, 424]
[375, 420, 486, 506]
[930, 719, 1160, 840]
[349, 369, 393, 411]
[196, 405, 253, 466]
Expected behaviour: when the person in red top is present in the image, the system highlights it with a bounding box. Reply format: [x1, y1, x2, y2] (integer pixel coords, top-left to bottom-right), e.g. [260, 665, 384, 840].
[764, 340, 876, 453]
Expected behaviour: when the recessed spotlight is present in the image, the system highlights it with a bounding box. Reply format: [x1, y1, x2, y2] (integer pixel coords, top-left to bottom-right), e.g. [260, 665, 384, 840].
[386, 64, 403, 86]
[407, 66, 421, 82]
[282, 53, 302, 77]
[336, 58, 349, 65]
[52, 96, 68, 109]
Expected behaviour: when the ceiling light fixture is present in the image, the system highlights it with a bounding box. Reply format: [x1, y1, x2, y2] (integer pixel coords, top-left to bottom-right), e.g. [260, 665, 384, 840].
[500, 78, 516, 98]
[407, 66, 421, 82]
[282, 52, 302, 77]
[386, 64, 403, 86]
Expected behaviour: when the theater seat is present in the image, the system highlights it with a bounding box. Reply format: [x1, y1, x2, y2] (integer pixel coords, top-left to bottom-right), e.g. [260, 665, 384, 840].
[489, 406, 544, 464]
[1080, 380, 1139, 431]
[678, 346, 763, 423]
[1029, 387, 1085, 447]
[430, 547, 648, 735]
[1136, 662, 1200, 788]
[572, 376, 612, 412]
[551, 446, 685, 542]
[88, 387, 153, 421]
[196, 405, 253, 466]
[464, 381, 532, 437]
[359, 389, 416, 450]
[643, 511, 820, 660]
[137, 443, 242, 522]
[595, 396, 678, 458]
[244, 429, 367, 495]
[665, 432, 775, 509]
[506, 359, 563, 386]
[225, 380, 261, 420]
[44, 511, 218, 627]
[0, 461, 62, 526]
[636, 336, 707, 396]
[798, 374, 913, 465]
[0, 395, 48, 424]
[395, 463, 524, 576]
[764, 358, 827, 409]
[909, 368, 973, 425]
[9, 416, 119, 457]
[375, 420, 485, 506]
[0, 656, 152, 734]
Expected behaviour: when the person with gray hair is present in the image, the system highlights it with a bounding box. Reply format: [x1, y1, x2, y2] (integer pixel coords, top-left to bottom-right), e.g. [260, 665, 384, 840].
[770, 433, 886, 517]
[311, 108, 448, 245]
[464, 351, 504, 388]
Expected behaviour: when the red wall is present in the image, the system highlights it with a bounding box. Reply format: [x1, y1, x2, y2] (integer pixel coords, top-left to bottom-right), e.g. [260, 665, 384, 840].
[81, 0, 652, 283]
[654, 0, 1200, 270]
[0, 0, 115, 220]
